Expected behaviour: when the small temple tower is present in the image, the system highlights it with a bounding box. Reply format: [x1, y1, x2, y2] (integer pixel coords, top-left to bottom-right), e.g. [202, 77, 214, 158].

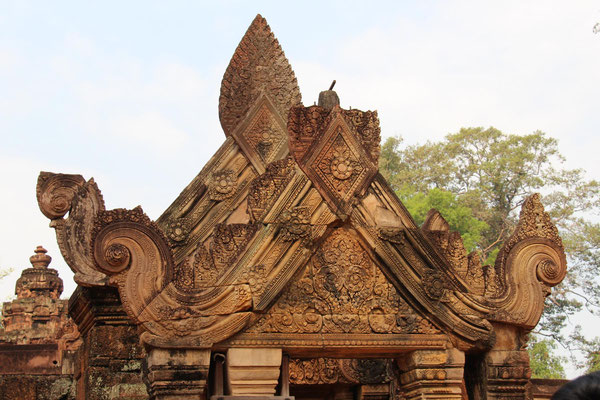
[1, 246, 76, 345]
[0, 247, 80, 398]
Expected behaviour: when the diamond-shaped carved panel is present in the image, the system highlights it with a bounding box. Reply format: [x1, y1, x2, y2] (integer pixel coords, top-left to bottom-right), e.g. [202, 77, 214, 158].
[302, 115, 377, 218]
[315, 129, 366, 202]
[231, 95, 289, 174]
[243, 104, 287, 164]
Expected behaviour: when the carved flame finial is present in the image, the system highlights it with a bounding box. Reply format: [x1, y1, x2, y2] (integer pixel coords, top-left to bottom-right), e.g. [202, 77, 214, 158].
[29, 245, 51, 269]
[219, 14, 302, 136]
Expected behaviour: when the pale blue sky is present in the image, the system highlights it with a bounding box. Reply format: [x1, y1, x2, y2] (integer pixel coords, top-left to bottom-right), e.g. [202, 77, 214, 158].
[1, 0, 599, 377]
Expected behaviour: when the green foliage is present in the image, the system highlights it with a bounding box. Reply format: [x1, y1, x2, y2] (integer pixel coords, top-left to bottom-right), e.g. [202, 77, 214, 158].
[380, 126, 600, 375]
[529, 337, 567, 379]
[397, 186, 488, 252]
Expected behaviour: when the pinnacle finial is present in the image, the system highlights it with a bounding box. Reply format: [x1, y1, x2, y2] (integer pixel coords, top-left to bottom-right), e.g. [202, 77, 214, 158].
[29, 245, 52, 268]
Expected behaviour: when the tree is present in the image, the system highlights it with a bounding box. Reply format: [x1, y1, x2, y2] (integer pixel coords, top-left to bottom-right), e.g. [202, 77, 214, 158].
[529, 337, 567, 379]
[396, 186, 488, 252]
[570, 326, 600, 373]
[380, 127, 600, 371]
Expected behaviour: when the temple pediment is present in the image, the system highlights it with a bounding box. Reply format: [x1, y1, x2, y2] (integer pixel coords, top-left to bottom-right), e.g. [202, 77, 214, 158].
[34, 14, 568, 399]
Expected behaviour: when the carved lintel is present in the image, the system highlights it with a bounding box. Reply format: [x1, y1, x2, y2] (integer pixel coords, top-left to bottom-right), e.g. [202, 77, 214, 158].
[288, 358, 394, 385]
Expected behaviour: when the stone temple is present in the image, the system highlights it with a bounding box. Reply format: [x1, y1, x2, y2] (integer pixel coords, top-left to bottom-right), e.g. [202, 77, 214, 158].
[0, 15, 568, 400]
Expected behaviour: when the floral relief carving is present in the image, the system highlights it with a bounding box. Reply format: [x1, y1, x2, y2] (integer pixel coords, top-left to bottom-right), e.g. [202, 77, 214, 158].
[246, 228, 440, 334]
[288, 105, 379, 218]
[278, 206, 311, 242]
[243, 106, 286, 163]
[208, 169, 237, 201]
[172, 223, 258, 292]
[239, 264, 268, 297]
[165, 217, 191, 246]
[289, 358, 394, 385]
[315, 130, 364, 194]
[287, 106, 332, 161]
[219, 15, 301, 136]
[341, 109, 381, 164]
[422, 270, 447, 301]
[247, 156, 296, 222]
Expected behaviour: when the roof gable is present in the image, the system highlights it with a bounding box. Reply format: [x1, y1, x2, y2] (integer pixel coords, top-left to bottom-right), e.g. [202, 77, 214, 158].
[35, 15, 566, 354]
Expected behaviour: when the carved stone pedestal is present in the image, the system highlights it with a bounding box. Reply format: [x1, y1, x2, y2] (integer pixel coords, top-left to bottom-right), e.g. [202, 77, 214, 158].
[226, 348, 282, 396]
[486, 350, 531, 400]
[146, 347, 211, 400]
[397, 348, 465, 400]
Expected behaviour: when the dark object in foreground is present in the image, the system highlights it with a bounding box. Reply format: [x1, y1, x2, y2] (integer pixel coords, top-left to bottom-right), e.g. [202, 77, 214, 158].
[552, 371, 600, 400]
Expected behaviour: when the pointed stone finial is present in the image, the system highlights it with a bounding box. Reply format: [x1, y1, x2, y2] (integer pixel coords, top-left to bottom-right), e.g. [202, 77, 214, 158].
[29, 245, 52, 268]
[219, 14, 302, 136]
[16, 246, 63, 299]
[318, 80, 340, 110]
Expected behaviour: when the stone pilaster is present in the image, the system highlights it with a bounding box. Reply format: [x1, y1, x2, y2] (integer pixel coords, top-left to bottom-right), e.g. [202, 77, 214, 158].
[226, 348, 282, 396]
[397, 348, 465, 400]
[69, 286, 148, 400]
[486, 350, 531, 400]
[146, 347, 211, 400]
[483, 324, 531, 400]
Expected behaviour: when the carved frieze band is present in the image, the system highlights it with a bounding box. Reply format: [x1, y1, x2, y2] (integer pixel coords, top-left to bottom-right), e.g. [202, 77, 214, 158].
[289, 358, 394, 385]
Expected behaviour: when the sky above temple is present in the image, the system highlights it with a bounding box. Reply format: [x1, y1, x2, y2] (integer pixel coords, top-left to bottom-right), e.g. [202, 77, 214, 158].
[1, 0, 599, 376]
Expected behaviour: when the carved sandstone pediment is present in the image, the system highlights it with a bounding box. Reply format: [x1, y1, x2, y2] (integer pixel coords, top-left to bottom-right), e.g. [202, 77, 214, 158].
[36, 14, 566, 357]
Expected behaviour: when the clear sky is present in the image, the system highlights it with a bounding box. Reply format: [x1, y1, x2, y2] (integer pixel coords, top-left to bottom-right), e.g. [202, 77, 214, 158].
[1, 0, 599, 377]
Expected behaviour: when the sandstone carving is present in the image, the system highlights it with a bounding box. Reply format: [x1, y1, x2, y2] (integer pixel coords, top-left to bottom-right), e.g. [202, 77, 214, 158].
[0, 246, 80, 349]
[30, 14, 567, 400]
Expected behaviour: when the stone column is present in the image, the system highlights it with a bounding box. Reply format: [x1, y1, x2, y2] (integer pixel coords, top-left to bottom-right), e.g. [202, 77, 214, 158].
[146, 347, 211, 400]
[226, 348, 282, 396]
[397, 348, 465, 400]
